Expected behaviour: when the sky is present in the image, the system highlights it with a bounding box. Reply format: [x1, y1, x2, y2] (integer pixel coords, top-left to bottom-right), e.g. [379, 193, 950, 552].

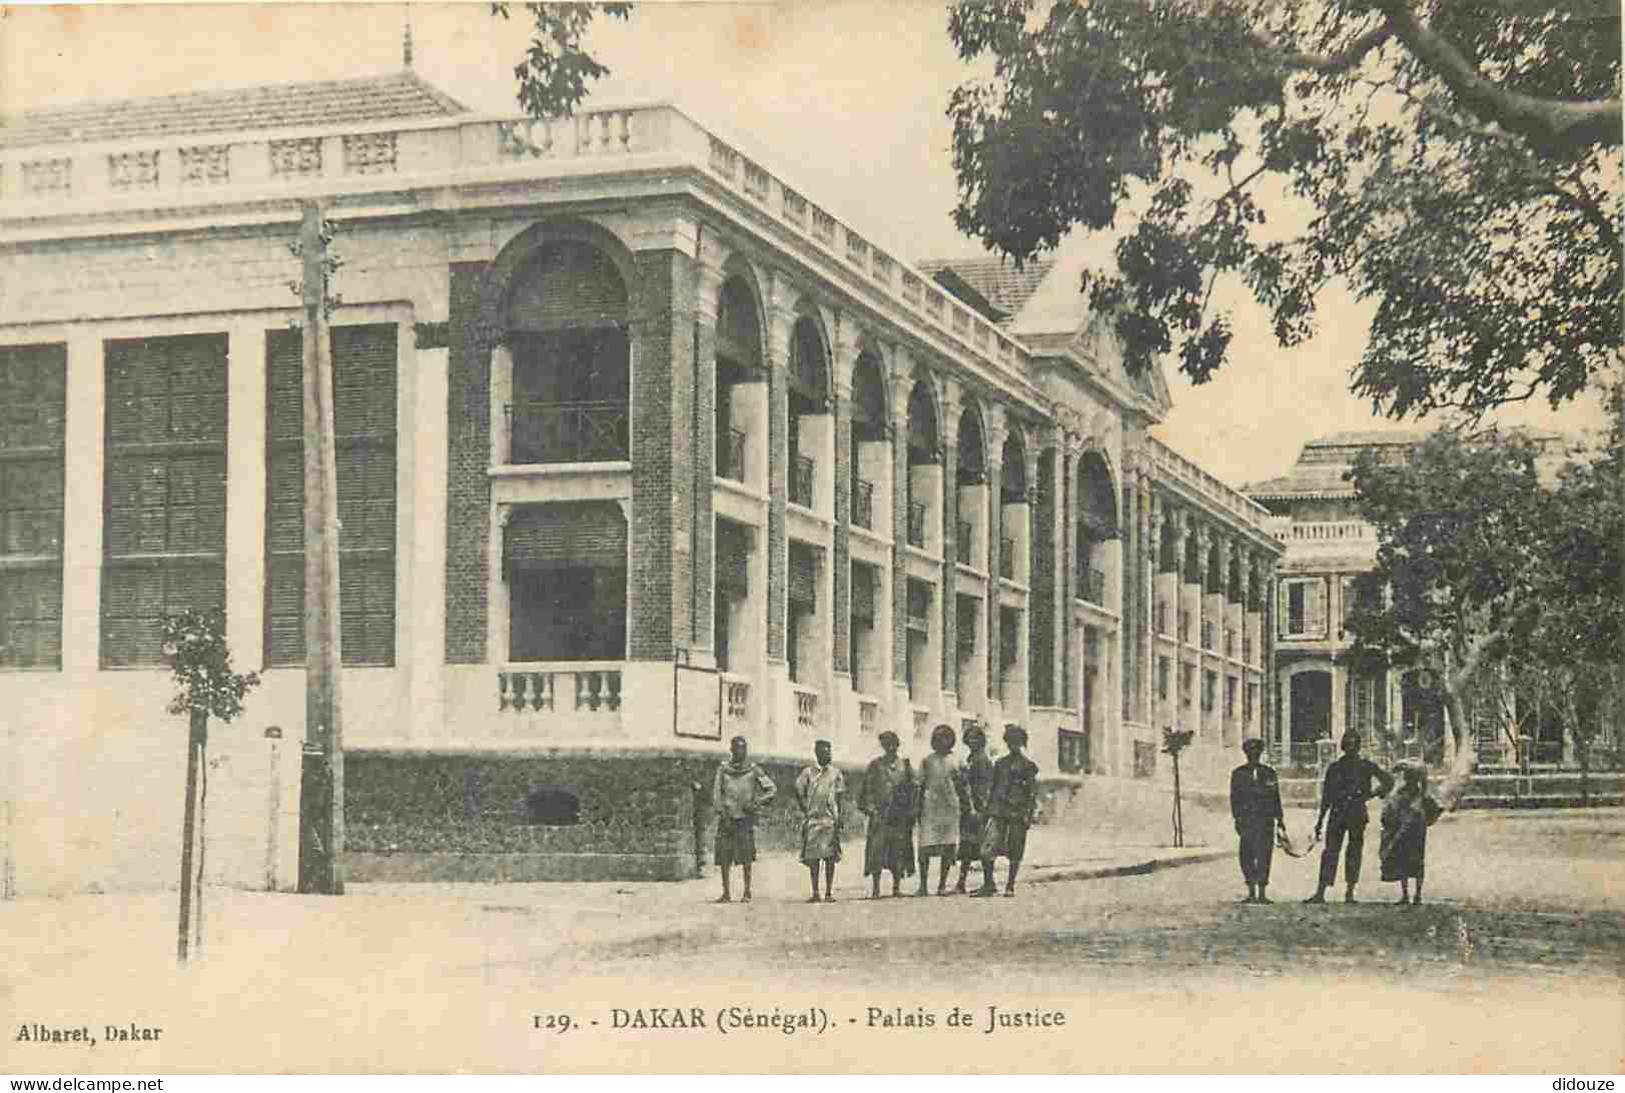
[0, 1, 1607, 487]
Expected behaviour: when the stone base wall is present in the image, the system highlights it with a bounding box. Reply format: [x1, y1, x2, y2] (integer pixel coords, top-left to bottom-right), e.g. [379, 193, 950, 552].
[343, 748, 878, 883]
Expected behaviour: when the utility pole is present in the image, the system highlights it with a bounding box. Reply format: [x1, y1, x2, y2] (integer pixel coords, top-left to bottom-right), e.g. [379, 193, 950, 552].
[296, 200, 345, 895]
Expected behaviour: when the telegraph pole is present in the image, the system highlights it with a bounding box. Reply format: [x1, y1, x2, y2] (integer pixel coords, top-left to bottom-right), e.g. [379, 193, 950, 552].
[296, 201, 346, 895]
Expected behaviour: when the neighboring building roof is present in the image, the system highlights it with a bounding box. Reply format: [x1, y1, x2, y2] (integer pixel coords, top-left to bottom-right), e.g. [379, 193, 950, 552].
[914, 256, 1055, 328]
[0, 70, 469, 150]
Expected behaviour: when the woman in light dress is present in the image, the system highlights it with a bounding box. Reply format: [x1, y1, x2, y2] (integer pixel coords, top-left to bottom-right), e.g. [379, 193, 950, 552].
[915, 723, 969, 896]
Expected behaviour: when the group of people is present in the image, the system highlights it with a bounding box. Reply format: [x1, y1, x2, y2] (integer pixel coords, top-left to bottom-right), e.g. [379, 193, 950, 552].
[709, 723, 1040, 904]
[1230, 731, 1445, 906]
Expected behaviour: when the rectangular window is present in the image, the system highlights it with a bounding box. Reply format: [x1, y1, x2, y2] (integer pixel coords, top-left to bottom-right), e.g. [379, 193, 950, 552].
[1058, 728, 1089, 774]
[0, 343, 66, 669]
[1157, 656, 1170, 701]
[1244, 682, 1255, 724]
[1182, 664, 1195, 707]
[101, 334, 228, 667]
[264, 325, 398, 666]
[1282, 578, 1325, 639]
[1225, 676, 1236, 719]
[1202, 669, 1216, 712]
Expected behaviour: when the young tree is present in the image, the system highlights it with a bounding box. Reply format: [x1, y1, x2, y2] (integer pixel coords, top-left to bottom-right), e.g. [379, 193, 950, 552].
[162, 610, 259, 962]
[946, 0, 1621, 418]
[493, 3, 631, 119]
[1344, 422, 1622, 803]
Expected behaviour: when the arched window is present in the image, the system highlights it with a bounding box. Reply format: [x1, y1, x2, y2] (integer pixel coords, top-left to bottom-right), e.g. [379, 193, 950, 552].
[506, 239, 630, 464]
[715, 276, 762, 483]
[1075, 451, 1117, 605]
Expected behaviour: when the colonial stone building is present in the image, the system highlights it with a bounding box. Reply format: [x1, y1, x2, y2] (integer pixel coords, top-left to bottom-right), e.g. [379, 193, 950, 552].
[0, 65, 1280, 894]
[1246, 429, 1581, 776]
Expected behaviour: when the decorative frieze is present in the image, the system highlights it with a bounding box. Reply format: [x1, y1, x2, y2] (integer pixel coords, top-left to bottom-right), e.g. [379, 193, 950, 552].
[343, 132, 398, 175]
[108, 150, 159, 191]
[21, 157, 72, 197]
[269, 137, 323, 178]
[179, 144, 231, 186]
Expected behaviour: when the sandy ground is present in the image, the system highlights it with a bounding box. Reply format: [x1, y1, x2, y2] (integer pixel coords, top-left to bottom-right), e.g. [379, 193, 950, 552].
[2, 808, 1621, 1074]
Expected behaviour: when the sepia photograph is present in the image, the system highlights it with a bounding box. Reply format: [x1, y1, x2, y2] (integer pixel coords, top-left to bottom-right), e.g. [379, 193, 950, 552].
[0, 0, 1620, 1076]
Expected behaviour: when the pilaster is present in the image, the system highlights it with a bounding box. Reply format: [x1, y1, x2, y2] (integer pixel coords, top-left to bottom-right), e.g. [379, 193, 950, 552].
[940, 379, 961, 700]
[61, 333, 103, 678]
[831, 311, 856, 676]
[985, 404, 1006, 703]
[225, 322, 267, 673]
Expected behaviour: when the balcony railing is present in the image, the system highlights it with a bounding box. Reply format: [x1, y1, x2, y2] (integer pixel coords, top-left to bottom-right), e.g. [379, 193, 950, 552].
[907, 502, 928, 548]
[852, 477, 874, 529]
[722, 674, 751, 724]
[790, 454, 816, 508]
[956, 520, 974, 565]
[718, 428, 746, 482]
[794, 685, 819, 729]
[498, 666, 622, 713]
[858, 698, 879, 734]
[998, 537, 1015, 580]
[1077, 564, 1105, 606]
[506, 400, 629, 464]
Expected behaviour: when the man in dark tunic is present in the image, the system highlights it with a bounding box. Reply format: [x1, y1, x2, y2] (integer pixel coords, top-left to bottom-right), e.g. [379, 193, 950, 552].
[1305, 732, 1395, 904]
[858, 731, 916, 898]
[954, 723, 995, 894]
[971, 724, 1039, 898]
[1229, 737, 1286, 904]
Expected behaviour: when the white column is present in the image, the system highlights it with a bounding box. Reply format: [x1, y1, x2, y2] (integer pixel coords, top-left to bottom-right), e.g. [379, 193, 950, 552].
[225, 323, 267, 672]
[61, 333, 104, 676]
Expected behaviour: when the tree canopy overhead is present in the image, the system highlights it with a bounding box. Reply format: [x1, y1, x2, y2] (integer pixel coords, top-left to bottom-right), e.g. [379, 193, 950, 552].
[947, 0, 1622, 419]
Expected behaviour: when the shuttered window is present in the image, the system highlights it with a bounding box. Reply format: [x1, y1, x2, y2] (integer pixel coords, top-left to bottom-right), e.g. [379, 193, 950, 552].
[263, 325, 397, 666]
[851, 561, 877, 624]
[101, 334, 228, 667]
[788, 541, 818, 607]
[715, 519, 751, 596]
[1280, 578, 1325, 639]
[0, 343, 66, 669]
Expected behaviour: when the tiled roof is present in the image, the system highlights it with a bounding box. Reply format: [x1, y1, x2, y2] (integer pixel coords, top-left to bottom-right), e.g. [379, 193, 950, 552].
[1245, 464, 1358, 500]
[0, 71, 469, 150]
[915, 256, 1056, 328]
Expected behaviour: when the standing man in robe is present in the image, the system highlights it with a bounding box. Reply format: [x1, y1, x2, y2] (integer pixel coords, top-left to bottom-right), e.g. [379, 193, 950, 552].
[972, 724, 1039, 898]
[712, 735, 777, 904]
[858, 731, 915, 898]
[954, 723, 995, 894]
[1305, 732, 1395, 904]
[1230, 737, 1286, 903]
[795, 739, 846, 903]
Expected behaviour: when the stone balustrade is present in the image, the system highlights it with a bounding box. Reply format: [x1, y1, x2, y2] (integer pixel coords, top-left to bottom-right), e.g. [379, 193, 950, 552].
[1, 98, 1039, 396]
[1149, 437, 1273, 535]
[497, 663, 623, 714]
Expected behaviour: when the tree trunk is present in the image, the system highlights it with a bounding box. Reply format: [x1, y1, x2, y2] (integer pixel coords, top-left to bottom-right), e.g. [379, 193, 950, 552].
[1437, 637, 1494, 810]
[176, 708, 207, 963]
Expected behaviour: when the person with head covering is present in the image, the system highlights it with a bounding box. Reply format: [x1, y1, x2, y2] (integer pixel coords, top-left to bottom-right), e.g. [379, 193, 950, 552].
[1305, 732, 1396, 904]
[857, 730, 916, 898]
[795, 739, 846, 903]
[972, 724, 1040, 898]
[914, 723, 969, 896]
[1230, 737, 1286, 903]
[954, 723, 995, 894]
[711, 735, 777, 903]
[1380, 761, 1444, 905]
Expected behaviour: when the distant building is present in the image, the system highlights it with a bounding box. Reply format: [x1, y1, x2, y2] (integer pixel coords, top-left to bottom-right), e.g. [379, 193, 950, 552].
[0, 63, 1279, 895]
[1246, 428, 1575, 775]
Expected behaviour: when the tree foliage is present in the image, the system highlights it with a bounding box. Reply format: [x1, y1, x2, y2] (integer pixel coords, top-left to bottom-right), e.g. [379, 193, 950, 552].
[493, 2, 631, 119]
[947, 0, 1622, 418]
[162, 610, 260, 724]
[1344, 418, 1623, 791]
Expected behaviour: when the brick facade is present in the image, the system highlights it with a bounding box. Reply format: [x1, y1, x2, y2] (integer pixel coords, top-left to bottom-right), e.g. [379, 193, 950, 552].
[444, 260, 491, 663]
